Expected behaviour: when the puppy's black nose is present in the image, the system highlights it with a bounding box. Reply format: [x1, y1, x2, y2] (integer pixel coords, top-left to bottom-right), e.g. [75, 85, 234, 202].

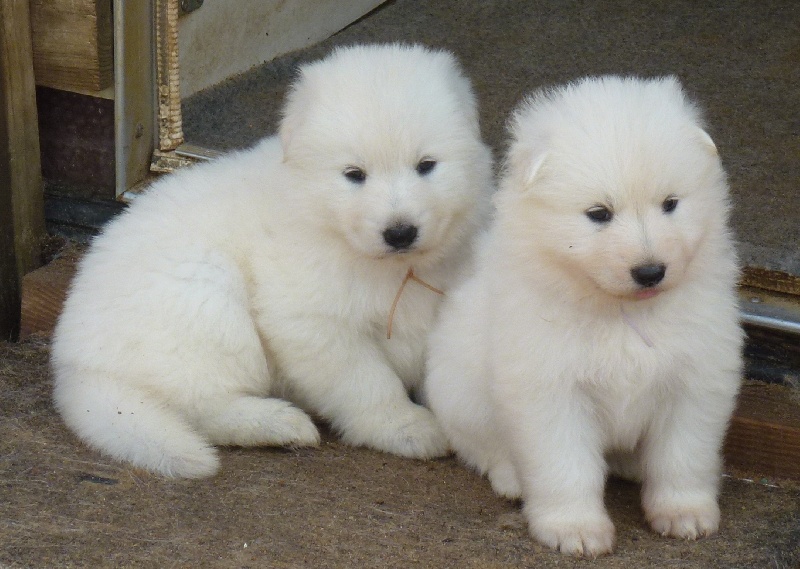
[631, 263, 666, 288]
[383, 223, 418, 250]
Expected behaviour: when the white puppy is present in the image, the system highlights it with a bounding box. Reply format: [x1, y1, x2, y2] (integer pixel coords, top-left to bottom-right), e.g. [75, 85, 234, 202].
[52, 44, 493, 478]
[425, 76, 743, 557]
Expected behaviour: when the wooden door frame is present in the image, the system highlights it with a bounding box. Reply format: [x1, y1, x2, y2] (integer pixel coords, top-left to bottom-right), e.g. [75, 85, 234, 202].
[0, 0, 46, 340]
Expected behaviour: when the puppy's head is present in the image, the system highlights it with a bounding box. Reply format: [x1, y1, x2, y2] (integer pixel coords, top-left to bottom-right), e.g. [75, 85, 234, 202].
[278, 44, 492, 267]
[497, 76, 732, 301]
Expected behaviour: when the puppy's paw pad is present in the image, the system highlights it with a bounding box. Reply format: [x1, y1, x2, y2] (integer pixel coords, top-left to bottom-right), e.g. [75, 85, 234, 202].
[488, 462, 522, 499]
[531, 515, 615, 558]
[647, 506, 719, 540]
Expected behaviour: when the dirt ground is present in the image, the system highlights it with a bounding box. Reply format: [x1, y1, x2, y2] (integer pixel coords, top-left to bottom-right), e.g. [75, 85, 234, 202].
[1, 336, 798, 568]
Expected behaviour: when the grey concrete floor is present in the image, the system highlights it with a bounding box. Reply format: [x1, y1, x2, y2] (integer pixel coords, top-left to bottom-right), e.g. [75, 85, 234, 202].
[184, 0, 800, 276]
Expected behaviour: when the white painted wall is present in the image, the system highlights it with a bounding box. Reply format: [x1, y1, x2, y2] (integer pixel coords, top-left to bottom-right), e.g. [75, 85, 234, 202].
[178, 0, 385, 97]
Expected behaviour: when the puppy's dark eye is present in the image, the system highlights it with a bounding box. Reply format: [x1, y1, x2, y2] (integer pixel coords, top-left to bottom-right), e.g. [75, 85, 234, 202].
[416, 158, 437, 176]
[662, 196, 679, 213]
[343, 167, 366, 184]
[586, 205, 613, 223]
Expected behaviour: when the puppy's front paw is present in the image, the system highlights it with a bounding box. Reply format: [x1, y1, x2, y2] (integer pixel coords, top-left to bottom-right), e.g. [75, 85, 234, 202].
[343, 404, 449, 459]
[386, 405, 450, 458]
[269, 404, 322, 448]
[488, 461, 522, 499]
[528, 510, 615, 558]
[646, 502, 720, 540]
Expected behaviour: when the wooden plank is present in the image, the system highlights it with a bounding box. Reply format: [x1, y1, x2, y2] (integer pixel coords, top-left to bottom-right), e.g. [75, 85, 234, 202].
[30, 0, 113, 92]
[725, 382, 800, 480]
[19, 248, 79, 340]
[742, 266, 800, 297]
[0, 0, 46, 341]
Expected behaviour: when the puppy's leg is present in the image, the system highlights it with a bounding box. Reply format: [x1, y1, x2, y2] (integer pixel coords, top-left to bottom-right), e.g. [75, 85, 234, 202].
[269, 321, 448, 459]
[155, 254, 320, 451]
[487, 459, 522, 499]
[430, 388, 520, 497]
[192, 395, 320, 448]
[640, 374, 738, 540]
[438, 394, 521, 498]
[426, 336, 521, 497]
[131, 252, 318, 458]
[498, 387, 614, 557]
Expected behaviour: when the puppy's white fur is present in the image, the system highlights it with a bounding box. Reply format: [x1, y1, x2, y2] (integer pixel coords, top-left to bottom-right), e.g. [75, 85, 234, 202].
[52, 44, 493, 478]
[425, 76, 743, 557]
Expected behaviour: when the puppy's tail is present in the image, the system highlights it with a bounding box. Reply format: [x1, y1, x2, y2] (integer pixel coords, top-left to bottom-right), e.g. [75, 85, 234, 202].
[53, 370, 219, 478]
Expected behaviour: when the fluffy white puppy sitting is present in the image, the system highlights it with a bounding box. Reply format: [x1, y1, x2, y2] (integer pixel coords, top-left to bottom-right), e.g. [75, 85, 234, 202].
[425, 76, 743, 557]
[52, 44, 493, 478]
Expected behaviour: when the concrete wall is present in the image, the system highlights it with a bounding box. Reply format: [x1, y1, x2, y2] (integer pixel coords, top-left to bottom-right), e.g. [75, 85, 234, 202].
[178, 0, 384, 97]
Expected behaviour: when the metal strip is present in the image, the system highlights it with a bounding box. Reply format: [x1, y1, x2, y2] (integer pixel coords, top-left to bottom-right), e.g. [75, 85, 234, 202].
[740, 292, 800, 335]
[114, 0, 156, 198]
[174, 143, 223, 161]
[741, 312, 800, 335]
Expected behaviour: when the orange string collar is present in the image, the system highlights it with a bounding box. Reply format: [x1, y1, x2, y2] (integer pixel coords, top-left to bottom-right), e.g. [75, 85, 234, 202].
[387, 268, 444, 339]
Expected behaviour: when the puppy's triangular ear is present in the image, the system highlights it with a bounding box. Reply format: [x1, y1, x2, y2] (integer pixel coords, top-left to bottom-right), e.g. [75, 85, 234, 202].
[279, 103, 303, 162]
[696, 127, 718, 155]
[279, 69, 314, 162]
[504, 96, 549, 193]
[522, 151, 547, 187]
[505, 144, 547, 193]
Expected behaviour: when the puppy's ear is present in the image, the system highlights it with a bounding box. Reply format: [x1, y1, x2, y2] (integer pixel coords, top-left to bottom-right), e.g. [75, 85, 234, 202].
[505, 145, 547, 193]
[278, 100, 305, 161]
[521, 151, 548, 187]
[505, 94, 550, 193]
[279, 70, 314, 161]
[696, 127, 718, 155]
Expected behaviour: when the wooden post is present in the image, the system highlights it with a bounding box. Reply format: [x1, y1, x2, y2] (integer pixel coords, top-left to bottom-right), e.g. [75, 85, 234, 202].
[0, 0, 46, 341]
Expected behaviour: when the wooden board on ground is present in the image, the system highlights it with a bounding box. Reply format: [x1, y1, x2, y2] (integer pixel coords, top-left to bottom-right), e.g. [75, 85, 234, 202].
[19, 250, 80, 340]
[725, 381, 800, 480]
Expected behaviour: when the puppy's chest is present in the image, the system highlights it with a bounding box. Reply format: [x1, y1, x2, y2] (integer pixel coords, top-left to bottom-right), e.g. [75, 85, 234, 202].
[570, 307, 684, 375]
[250, 252, 441, 332]
[584, 374, 665, 442]
[575, 326, 683, 445]
[363, 278, 441, 386]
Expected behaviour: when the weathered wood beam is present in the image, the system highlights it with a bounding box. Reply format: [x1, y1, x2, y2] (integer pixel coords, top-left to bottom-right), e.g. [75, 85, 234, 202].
[0, 0, 46, 340]
[30, 0, 113, 93]
[725, 382, 800, 480]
